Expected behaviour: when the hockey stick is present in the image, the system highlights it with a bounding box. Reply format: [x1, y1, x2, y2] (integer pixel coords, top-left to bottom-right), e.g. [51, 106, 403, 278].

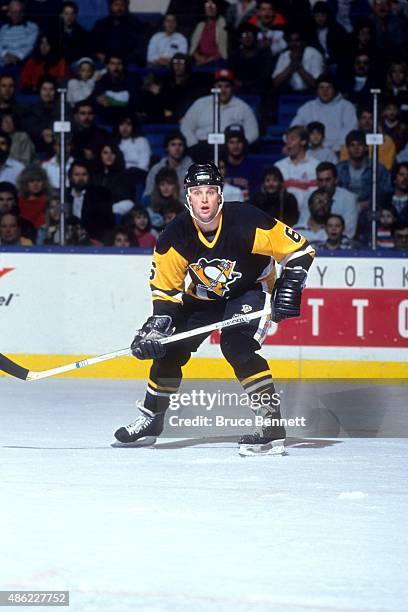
[1, 307, 270, 382]
[0, 353, 30, 381]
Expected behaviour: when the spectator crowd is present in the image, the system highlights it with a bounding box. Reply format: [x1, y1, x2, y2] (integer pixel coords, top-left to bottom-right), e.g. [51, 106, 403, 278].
[0, 0, 407, 252]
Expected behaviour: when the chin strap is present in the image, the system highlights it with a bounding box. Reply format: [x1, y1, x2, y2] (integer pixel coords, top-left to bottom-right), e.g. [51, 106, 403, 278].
[185, 187, 224, 224]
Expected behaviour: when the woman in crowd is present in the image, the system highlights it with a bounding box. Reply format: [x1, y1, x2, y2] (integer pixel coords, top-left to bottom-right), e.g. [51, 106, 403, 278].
[17, 164, 53, 232]
[114, 115, 151, 177]
[143, 167, 182, 230]
[252, 166, 299, 227]
[0, 110, 36, 166]
[94, 142, 136, 206]
[20, 33, 69, 92]
[190, 0, 228, 66]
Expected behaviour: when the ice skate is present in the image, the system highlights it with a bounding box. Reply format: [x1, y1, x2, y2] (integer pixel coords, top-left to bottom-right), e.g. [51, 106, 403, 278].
[238, 407, 286, 456]
[112, 401, 165, 447]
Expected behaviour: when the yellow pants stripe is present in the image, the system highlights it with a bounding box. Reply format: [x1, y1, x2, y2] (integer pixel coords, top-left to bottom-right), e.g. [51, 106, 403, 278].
[241, 370, 271, 387]
[148, 378, 179, 392]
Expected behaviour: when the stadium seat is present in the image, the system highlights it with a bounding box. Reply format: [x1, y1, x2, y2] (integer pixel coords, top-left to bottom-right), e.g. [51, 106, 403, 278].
[15, 91, 39, 105]
[278, 94, 314, 127]
[238, 94, 261, 119]
[135, 12, 163, 26]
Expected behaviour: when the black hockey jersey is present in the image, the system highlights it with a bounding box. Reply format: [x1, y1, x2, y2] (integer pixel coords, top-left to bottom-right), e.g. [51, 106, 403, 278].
[150, 202, 315, 315]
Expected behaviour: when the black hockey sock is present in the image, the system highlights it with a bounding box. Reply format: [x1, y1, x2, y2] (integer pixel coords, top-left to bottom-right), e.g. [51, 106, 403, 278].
[144, 377, 181, 414]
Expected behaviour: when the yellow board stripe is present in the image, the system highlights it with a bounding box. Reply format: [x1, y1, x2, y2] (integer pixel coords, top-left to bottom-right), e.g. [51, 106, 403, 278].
[1, 356, 407, 380]
[241, 370, 271, 386]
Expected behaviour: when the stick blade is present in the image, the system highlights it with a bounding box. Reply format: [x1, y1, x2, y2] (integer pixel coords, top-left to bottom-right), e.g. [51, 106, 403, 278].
[0, 353, 29, 381]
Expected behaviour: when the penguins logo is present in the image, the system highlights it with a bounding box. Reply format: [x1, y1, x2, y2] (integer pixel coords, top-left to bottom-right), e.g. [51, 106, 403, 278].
[190, 258, 242, 297]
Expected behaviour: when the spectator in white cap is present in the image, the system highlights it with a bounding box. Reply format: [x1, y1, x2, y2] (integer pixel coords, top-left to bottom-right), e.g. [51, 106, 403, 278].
[180, 69, 259, 162]
[67, 57, 102, 107]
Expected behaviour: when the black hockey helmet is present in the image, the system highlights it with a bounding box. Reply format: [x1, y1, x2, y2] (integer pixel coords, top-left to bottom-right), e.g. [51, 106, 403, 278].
[184, 162, 224, 192]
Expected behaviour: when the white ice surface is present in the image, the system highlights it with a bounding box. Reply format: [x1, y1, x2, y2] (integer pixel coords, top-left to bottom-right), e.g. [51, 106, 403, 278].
[0, 379, 407, 612]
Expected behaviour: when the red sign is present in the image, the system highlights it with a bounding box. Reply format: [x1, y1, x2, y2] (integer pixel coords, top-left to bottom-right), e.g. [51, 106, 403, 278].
[211, 289, 408, 347]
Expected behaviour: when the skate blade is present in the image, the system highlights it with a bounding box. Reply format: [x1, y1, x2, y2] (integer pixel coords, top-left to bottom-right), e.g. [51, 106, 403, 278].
[111, 436, 157, 448]
[238, 439, 286, 457]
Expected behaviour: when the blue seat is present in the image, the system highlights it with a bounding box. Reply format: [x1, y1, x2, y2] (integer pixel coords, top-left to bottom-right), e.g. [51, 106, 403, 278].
[264, 124, 286, 138]
[238, 94, 261, 119]
[145, 132, 164, 146]
[136, 12, 163, 26]
[15, 91, 39, 105]
[278, 94, 314, 127]
[127, 65, 167, 78]
[259, 140, 283, 157]
[247, 153, 281, 171]
[143, 123, 178, 134]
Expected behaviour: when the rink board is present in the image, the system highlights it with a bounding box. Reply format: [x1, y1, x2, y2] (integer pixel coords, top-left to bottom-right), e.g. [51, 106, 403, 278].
[1, 250, 407, 379]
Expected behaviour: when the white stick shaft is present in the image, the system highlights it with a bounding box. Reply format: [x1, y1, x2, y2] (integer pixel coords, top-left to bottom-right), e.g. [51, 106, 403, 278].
[27, 348, 132, 381]
[161, 307, 271, 344]
[27, 308, 270, 381]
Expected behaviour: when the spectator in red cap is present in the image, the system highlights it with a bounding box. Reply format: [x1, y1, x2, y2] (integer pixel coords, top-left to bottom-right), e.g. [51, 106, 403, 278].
[190, 0, 228, 66]
[180, 69, 259, 162]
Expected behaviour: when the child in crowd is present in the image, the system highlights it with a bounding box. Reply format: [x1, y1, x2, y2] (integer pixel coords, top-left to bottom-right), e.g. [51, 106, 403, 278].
[307, 122, 338, 164]
[127, 207, 157, 248]
[376, 205, 397, 249]
[319, 214, 358, 250]
[67, 57, 101, 107]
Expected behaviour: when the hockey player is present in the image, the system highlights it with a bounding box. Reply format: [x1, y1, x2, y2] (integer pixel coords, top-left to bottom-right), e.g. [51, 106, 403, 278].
[114, 163, 315, 455]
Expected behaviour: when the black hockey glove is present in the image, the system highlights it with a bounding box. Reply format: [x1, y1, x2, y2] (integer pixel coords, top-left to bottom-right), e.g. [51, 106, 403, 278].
[131, 315, 174, 360]
[271, 267, 307, 323]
